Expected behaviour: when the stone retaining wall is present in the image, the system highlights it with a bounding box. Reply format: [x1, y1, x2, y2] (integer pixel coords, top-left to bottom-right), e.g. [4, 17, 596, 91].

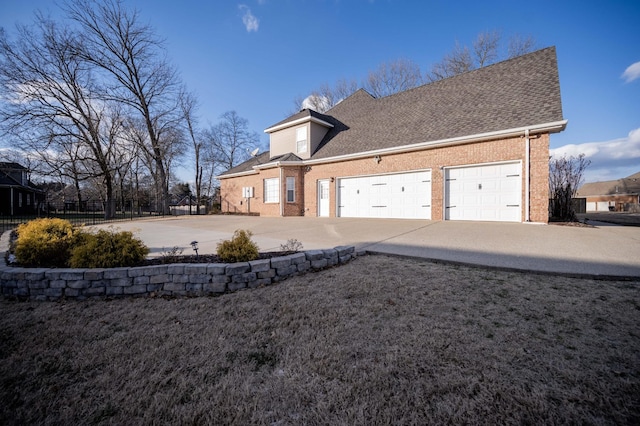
[0, 246, 355, 301]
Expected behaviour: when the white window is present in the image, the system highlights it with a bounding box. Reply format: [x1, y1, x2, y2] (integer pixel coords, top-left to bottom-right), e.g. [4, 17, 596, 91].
[264, 178, 279, 203]
[286, 177, 295, 203]
[296, 127, 307, 154]
[26, 194, 31, 206]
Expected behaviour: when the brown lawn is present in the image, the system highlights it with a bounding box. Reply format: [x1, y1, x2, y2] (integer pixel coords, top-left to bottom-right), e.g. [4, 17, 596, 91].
[1, 255, 639, 425]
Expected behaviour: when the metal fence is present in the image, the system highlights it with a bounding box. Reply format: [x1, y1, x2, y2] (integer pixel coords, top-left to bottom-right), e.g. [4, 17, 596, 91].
[0, 200, 164, 233]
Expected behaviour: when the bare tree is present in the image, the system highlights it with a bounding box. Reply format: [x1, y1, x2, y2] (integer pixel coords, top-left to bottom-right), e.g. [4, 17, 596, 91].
[508, 34, 537, 58]
[66, 0, 184, 215]
[473, 30, 501, 67]
[205, 111, 259, 172]
[364, 58, 423, 98]
[0, 14, 121, 218]
[426, 41, 473, 82]
[295, 58, 423, 111]
[426, 31, 536, 82]
[549, 154, 590, 221]
[294, 78, 359, 113]
[333, 78, 360, 104]
[293, 30, 537, 112]
[179, 91, 204, 213]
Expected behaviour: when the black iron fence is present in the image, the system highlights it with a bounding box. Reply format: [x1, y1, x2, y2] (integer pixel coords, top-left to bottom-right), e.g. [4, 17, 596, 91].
[0, 200, 163, 233]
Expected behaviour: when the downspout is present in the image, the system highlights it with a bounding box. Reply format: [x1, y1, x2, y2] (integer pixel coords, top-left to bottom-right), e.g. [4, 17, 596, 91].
[10, 187, 14, 216]
[279, 167, 284, 217]
[524, 129, 531, 222]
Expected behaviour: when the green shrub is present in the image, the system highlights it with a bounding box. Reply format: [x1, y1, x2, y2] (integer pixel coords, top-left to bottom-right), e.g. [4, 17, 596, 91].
[14, 218, 80, 267]
[216, 229, 259, 263]
[69, 228, 149, 268]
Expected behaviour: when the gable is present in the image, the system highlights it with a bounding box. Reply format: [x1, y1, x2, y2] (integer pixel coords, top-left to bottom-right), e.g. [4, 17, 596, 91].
[265, 109, 334, 160]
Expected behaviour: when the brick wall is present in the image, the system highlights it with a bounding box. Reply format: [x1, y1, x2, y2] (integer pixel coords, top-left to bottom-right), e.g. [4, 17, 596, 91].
[220, 134, 551, 223]
[281, 166, 305, 216]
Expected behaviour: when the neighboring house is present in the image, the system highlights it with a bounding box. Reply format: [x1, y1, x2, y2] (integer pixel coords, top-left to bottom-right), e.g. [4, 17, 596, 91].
[0, 162, 46, 215]
[577, 172, 640, 212]
[218, 47, 566, 223]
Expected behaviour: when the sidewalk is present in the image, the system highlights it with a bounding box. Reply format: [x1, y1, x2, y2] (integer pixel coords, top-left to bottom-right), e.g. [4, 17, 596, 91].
[96, 216, 640, 279]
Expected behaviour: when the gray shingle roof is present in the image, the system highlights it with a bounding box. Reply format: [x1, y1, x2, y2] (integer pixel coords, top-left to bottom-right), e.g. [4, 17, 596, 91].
[220, 47, 564, 176]
[312, 46, 564, 159]
[220, 152, 270, 176]
[577, 171, 640, 196]
[218, 152, 304, 176]
[266, 109, 333, 131]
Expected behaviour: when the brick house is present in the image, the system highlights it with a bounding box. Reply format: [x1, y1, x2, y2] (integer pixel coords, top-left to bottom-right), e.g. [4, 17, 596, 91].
[218, 47, 566, 223]
[577, 171, 640, 212]
[0, 162, 46, 215]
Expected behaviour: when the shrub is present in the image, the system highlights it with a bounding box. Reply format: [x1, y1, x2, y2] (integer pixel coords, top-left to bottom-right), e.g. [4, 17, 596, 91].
[14, 218, 80, 267]
[216, 229, 259, 263]
[159, 246, 184, 264]
[69, 228, 149, 268]
[280, 238, 303, 252]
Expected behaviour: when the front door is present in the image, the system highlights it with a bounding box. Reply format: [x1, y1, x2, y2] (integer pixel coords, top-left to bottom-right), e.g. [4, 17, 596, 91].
[318, 180, 330, 217]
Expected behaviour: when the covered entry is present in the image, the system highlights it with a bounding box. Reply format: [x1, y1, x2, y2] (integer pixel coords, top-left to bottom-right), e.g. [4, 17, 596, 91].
[445, 162, 522, 222]
[337, 170, 431, 219]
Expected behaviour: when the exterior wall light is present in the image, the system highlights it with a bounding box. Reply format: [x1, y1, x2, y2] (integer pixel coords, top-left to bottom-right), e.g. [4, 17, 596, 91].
[374, 155, 381, 164]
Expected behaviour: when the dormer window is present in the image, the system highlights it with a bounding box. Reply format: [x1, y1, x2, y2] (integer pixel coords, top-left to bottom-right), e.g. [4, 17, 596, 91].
[296, 127, 307, 154]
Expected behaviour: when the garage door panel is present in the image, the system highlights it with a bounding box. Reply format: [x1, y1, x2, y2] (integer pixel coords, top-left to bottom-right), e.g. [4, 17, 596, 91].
[338, 171, 431, 219]
[445, 162, 521, 222]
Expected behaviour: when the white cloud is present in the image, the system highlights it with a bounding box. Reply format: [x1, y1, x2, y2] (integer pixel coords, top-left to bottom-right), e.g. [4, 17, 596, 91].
[239, 5, 259, 32]
[621, 61, 640, 83]
[551, 128, 640, 181]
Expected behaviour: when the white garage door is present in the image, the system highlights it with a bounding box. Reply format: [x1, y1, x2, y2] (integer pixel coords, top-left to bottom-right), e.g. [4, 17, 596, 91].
[338, 170, 431, 219]
[445, 162, 522, 222]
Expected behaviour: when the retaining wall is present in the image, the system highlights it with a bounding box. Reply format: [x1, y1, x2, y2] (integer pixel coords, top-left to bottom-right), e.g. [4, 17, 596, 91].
[0, 245, 356, 301]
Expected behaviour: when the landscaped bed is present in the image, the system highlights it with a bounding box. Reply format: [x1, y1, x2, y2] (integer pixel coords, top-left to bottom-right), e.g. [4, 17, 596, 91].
[1, 254, 638, 424]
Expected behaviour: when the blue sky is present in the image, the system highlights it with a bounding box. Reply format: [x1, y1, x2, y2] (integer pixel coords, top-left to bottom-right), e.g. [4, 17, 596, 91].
[1, 0, 639, 183]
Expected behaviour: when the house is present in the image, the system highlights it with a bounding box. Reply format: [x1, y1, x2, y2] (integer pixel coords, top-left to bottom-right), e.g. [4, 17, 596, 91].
[218, 47, 566, 223]
[0, 162, 46, 215]
[577, 172, 640, 212]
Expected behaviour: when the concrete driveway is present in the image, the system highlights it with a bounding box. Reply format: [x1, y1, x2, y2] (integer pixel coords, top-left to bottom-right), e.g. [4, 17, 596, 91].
[97, 215, 640, 279]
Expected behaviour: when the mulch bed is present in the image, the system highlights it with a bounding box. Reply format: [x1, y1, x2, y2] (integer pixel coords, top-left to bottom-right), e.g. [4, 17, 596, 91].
[141, 251, 297, 266]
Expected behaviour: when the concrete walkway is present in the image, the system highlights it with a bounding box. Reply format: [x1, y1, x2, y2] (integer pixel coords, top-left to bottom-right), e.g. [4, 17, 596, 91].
[96, 216, 640, 279]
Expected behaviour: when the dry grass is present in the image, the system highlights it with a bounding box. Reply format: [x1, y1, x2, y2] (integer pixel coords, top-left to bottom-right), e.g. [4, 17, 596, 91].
[1, 255, 639, 425]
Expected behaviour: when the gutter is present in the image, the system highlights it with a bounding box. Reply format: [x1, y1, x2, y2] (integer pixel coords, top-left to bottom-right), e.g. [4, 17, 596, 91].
[264, 116, 334, 133]
[218, 119, 568, 179]
[303, 120, 568, 166]
[217, 161, 304, 179]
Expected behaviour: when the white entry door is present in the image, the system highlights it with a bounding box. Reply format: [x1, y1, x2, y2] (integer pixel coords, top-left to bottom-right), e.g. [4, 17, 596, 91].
[337, 170, 431, 219]
[318, 179, 330, 217]
[445, 162, 522, 222]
